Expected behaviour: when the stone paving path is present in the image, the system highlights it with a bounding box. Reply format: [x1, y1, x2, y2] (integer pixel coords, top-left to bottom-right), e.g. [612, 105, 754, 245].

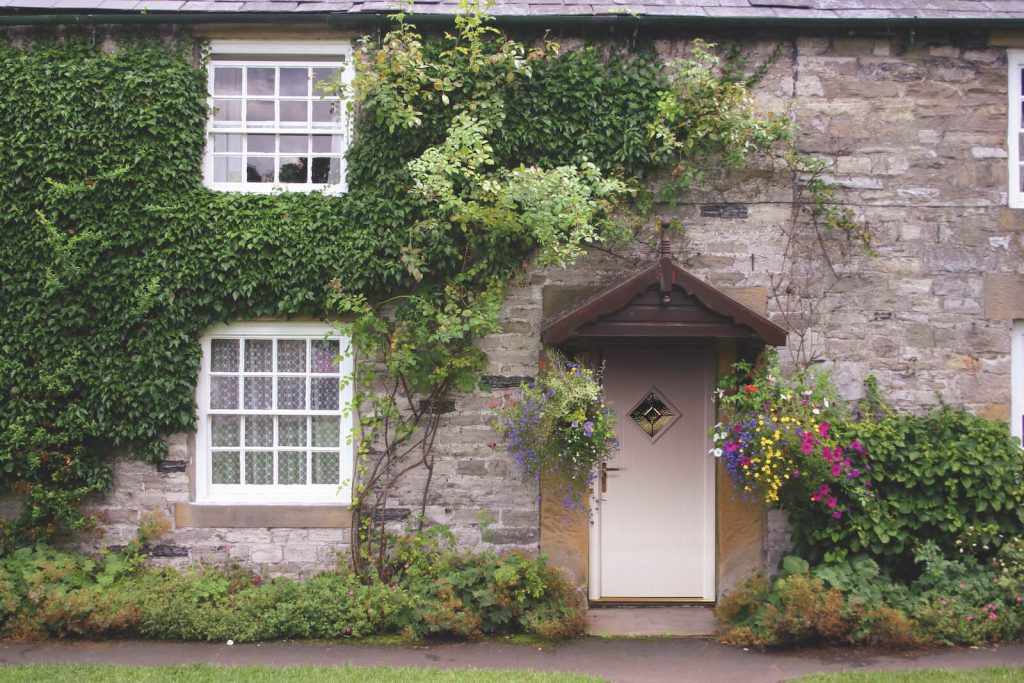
[3, 639, 1024, 682]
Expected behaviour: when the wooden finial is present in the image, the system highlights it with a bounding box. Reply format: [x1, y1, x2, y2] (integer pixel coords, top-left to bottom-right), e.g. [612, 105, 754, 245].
[659, 220, 672, 258]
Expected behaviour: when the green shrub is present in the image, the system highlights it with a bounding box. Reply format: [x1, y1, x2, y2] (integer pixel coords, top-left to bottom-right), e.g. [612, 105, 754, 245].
[786, 407, 1024, 577]
[0, 528, 583, 643]
[718, 543, 1024, 649]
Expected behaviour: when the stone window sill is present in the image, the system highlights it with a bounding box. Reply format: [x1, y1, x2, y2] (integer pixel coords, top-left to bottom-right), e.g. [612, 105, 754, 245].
[174, 502, 352, 528]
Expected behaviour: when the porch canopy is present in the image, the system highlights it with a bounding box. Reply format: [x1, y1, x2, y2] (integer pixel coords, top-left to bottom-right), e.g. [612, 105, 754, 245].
[541, 255, 787, 347]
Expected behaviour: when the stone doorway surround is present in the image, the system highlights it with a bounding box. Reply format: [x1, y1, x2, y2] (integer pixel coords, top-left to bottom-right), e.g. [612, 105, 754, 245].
[538, 243, 787, 600]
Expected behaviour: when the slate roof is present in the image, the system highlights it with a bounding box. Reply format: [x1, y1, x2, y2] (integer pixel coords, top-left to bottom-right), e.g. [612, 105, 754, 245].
[1, 0, 1023, 20]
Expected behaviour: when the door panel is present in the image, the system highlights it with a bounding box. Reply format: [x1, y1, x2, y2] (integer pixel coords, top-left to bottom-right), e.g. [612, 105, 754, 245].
[596, 341, 715, 600]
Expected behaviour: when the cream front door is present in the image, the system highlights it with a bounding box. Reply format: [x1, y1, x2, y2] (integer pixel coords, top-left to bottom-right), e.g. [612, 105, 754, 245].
[590, 341, 716, 601]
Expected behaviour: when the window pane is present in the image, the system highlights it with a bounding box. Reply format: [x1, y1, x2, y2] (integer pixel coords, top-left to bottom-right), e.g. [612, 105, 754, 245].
[281, 135, 308, 154]
[247, 67, 275, 96]
[312, 452, 340, 484]
[245, 339, 273, 371]
[312, 416, 339, 447]
[312, 67, 335, 96]
[312, 135, 343, 154]
[312, 340, 340, 372]
[277, 339, 306, 372]
[213, 99, 242, 125]
[278, 451, 307, 485]
[245, 452, 273, 485]
[311, 377, 339, 410]
[213, 67, 243, 96]
[278, 416, 307, 446]
[210, 376, 239, 409]
[213, 156, 243, 183]
[280, 101, 308, 126]
[244, 376, 273, 410]
[212, 451, 241, 484]
[278, 376, 306, 410]
[246, 100, 275, 124]
[213, 134, 243, 154]
[212, 415, 240, 447]
[245, 415, 273, 447]
[279, 156, 309, 184]
[280, 67, 309, 96]
[246, 157, 274, 183]
[211, 339, 239, 371]
[312, 101, 341, 127]
[247, 134, 275, 154]
[311, 157, 341, 184]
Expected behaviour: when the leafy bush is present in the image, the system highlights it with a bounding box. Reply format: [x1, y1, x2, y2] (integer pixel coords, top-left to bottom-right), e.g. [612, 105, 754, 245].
[788, 407, 1024, 575]
[718, 542, 1024, 649]
[0, 527, 583, 642]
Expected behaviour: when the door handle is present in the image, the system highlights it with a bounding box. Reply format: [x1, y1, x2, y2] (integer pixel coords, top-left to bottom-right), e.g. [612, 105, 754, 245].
[600, 463, 622, 493]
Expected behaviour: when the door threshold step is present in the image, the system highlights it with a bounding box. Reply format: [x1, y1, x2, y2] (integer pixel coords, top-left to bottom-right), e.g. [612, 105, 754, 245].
[584, 604, 718, 637]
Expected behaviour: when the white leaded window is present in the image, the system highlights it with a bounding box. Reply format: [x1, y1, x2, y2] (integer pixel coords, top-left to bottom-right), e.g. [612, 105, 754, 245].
[1013, 320, 1023, 445]
[196, 322, 354, 503]
[204, 40, 353, 194]
[1009, 51, 1024, 208]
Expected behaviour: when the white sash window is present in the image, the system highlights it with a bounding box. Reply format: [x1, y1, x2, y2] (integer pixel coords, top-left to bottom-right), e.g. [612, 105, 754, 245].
[204, 40, 353, 194]
[196, 322, 354, 503]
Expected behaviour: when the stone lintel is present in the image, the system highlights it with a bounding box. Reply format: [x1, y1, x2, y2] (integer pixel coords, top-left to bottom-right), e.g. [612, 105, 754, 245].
[984, 273, 1024, 319]
[989, 30, 1024, 48]
[175, 503, 352, 528]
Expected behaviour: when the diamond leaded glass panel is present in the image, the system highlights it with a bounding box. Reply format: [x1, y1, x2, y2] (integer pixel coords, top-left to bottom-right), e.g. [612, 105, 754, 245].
[630, 392, 675, 438]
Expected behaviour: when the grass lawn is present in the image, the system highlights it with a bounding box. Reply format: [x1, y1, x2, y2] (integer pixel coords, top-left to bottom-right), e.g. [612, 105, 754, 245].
[792, 667, 1024, 682]
[0, 664, 605, 682]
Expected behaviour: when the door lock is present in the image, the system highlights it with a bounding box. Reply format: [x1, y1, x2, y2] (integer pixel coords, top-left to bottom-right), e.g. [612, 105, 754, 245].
[600, 462, 621, 493]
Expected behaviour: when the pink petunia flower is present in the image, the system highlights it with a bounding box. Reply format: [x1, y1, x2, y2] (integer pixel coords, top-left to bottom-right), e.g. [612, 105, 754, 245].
[832, 510, 843, 519]
[827, 497, 838, 508]
[818, 422, 830, 437]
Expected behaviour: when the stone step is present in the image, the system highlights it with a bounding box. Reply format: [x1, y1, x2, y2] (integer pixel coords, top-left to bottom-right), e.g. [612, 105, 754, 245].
[584, 605, 718, 637]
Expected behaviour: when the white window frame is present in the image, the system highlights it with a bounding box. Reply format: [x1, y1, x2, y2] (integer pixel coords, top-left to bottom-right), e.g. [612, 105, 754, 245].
[204, 39, 354, 195]
[1009, 50, 1024, 208]
[1013, 320, 1024, 445]
[196, 321, 354, 504]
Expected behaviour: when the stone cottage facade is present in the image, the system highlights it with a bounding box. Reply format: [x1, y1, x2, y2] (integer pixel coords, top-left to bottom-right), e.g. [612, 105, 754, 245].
[3, 0, 1024, 601]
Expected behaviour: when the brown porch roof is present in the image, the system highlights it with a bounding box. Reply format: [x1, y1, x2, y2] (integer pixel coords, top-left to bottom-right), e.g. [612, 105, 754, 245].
[541, 258, 787, 347]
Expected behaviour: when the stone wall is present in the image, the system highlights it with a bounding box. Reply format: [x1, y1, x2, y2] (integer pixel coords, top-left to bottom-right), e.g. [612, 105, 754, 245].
[51, 25, 1024, 578]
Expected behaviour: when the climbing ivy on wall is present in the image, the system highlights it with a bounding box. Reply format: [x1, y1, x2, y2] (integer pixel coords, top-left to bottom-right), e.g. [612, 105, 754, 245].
[0, 10, 814, 550]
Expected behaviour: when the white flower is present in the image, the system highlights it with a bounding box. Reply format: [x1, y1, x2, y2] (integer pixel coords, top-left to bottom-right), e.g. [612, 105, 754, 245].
[780, 394, 790, 401]
[824, 398, 830, 408]
[713, 448, 723, 458]
[812, 408, 820, 415]
[227, 640, 234, 646]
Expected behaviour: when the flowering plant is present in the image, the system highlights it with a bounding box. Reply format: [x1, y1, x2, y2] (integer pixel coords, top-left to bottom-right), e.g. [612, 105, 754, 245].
[711, 350, 872, 520]
[493, 352, 617, 509]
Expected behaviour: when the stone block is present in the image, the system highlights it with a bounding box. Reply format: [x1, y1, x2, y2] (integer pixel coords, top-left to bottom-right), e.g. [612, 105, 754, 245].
[484, 528, 539, 546]
[251, 546, 284, 564]
[984, 274, 1024, 319]
[283, 544, 319, 563]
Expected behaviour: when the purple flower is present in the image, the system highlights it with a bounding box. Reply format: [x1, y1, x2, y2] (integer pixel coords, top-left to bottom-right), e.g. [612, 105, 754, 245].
[583, 421, 594, 437]
[571, 421, 579, 428]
